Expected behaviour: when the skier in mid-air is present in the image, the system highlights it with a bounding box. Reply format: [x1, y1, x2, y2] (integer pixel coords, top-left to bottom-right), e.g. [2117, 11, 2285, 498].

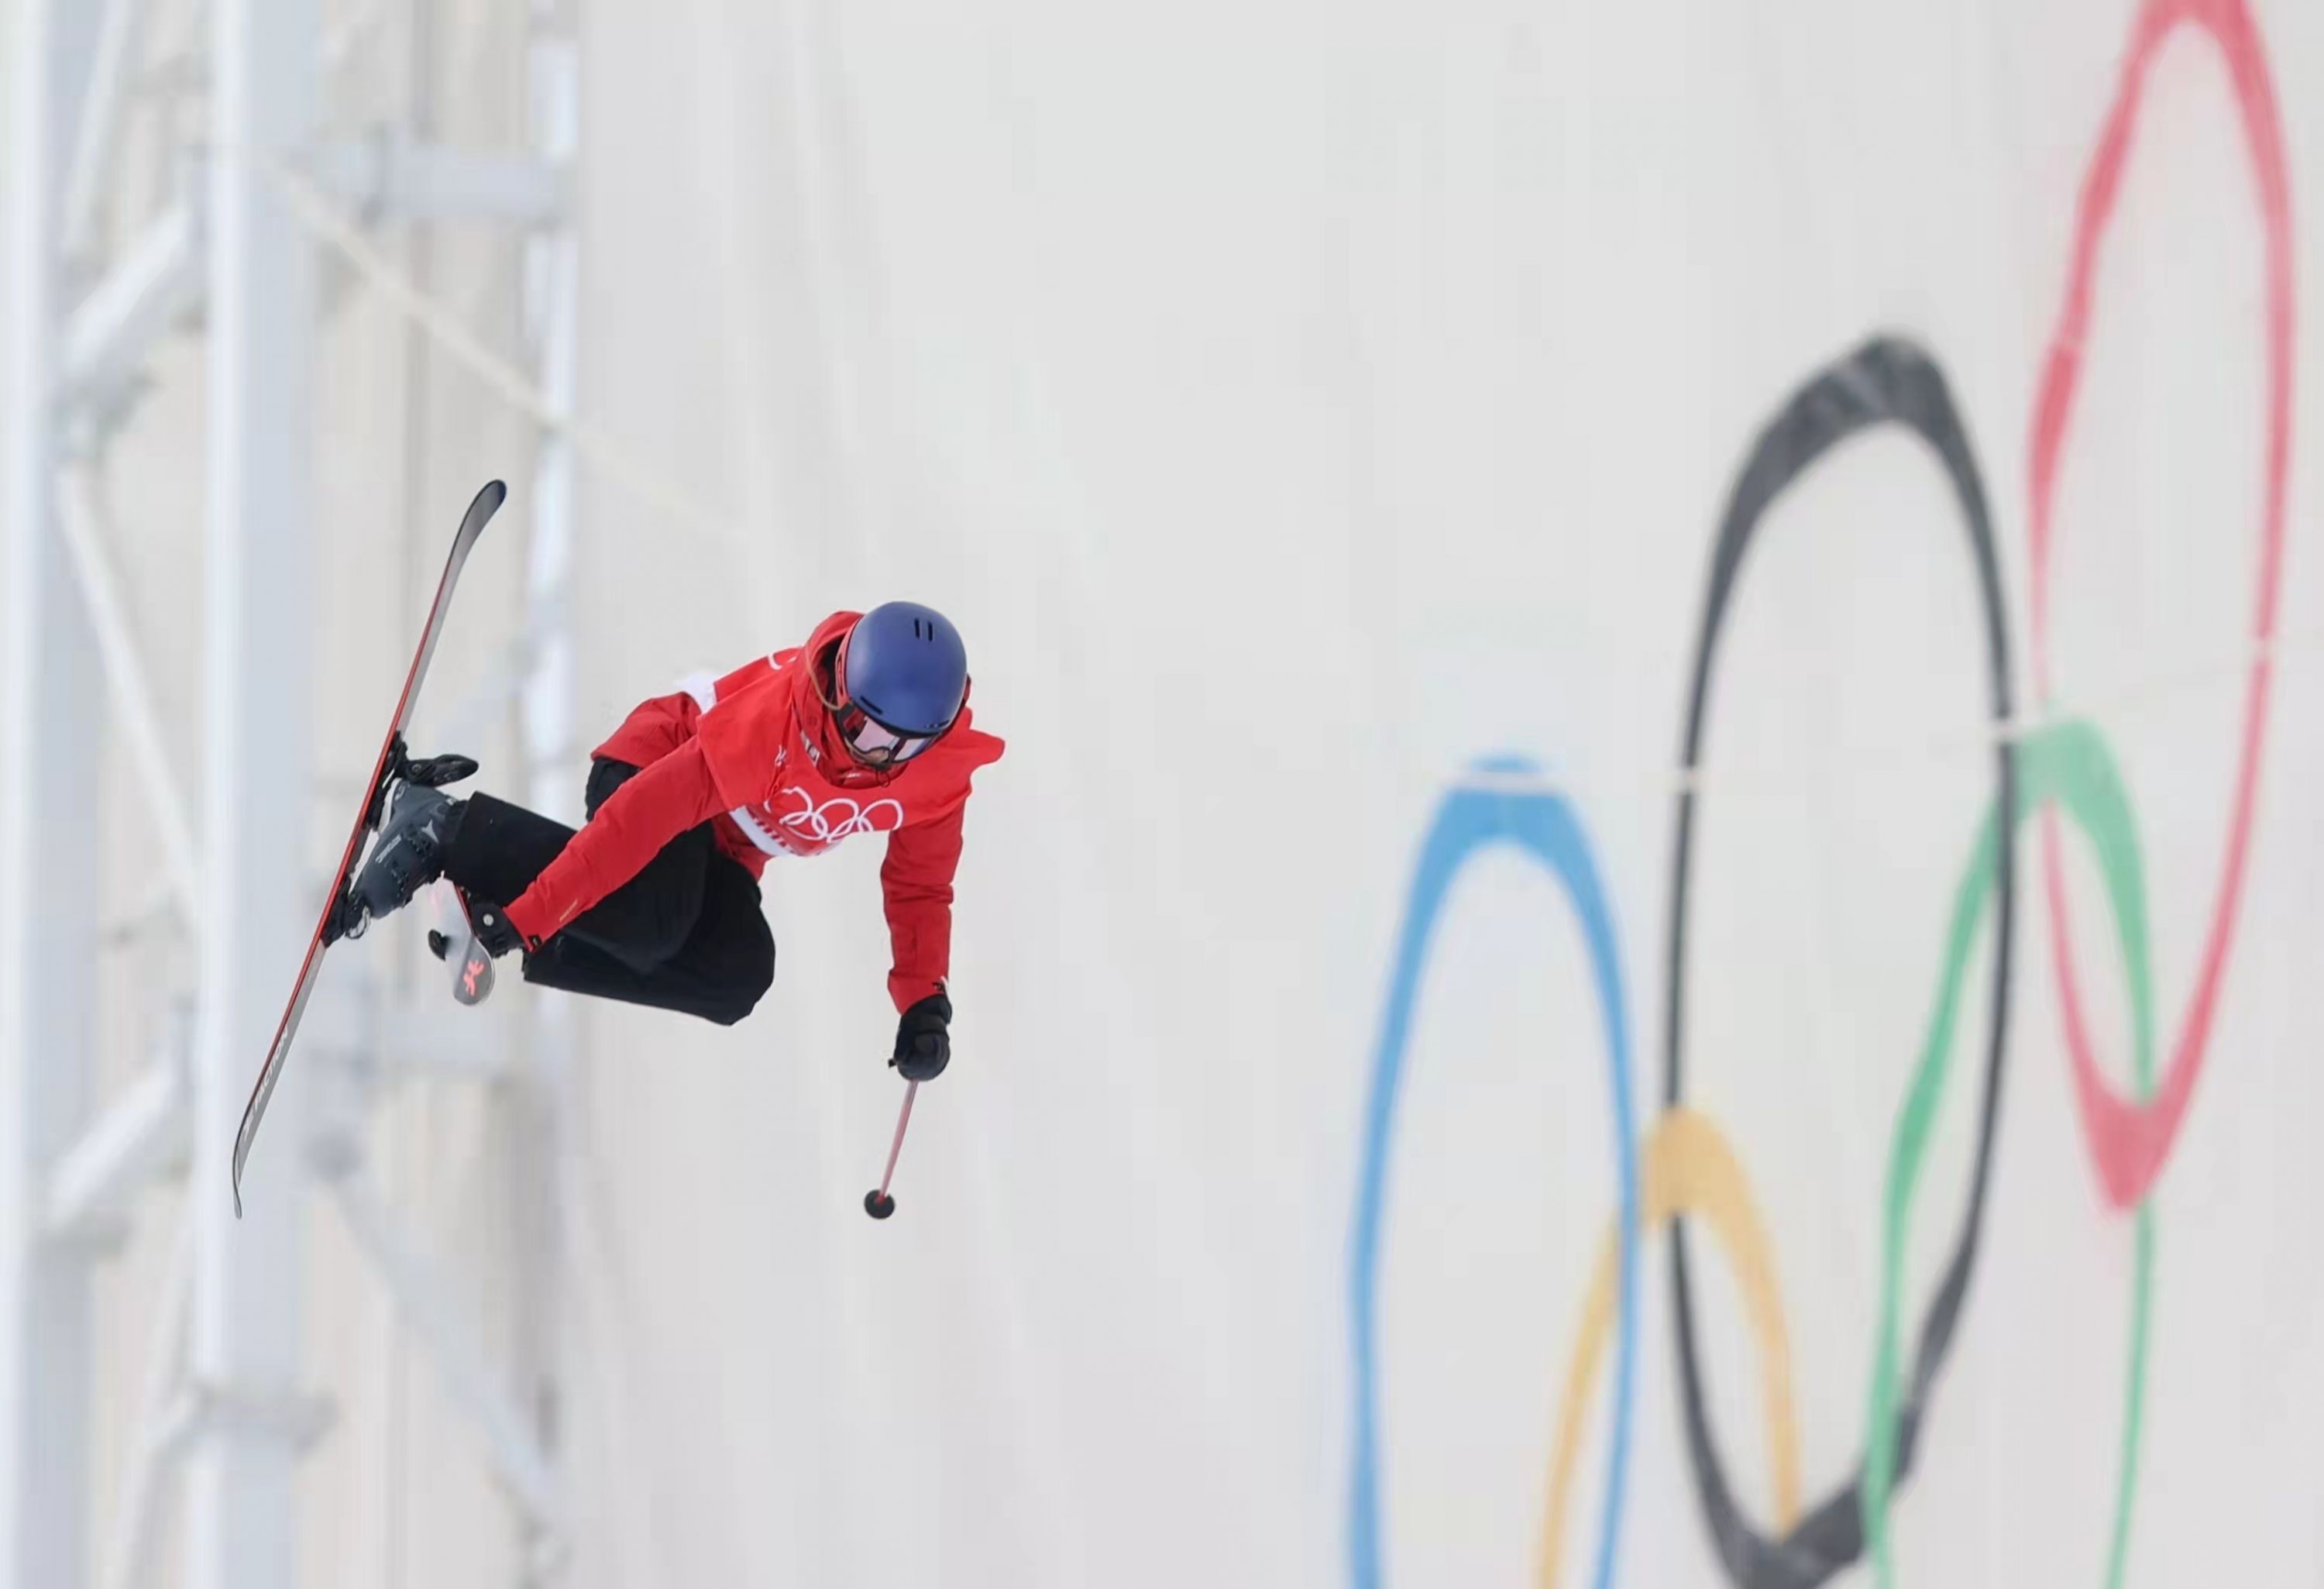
[346, 600, 1002, 1081]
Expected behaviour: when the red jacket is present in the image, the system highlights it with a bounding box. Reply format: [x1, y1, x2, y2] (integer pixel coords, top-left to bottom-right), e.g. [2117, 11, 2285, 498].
[503, 611, 1004, 1010]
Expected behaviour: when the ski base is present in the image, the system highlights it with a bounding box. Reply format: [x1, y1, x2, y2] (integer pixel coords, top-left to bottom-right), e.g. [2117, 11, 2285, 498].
[232, 480, 505, 1216]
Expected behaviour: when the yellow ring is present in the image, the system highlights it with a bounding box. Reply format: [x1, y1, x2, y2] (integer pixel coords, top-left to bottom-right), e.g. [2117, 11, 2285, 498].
[1537, 1108, 1803, 1587]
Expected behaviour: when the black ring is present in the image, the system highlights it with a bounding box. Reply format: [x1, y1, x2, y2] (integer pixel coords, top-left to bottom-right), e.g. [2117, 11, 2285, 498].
[1662, 337, 2016, 1587]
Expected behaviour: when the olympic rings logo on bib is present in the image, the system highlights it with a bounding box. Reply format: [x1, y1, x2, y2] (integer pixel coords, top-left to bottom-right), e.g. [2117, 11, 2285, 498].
[775, 790, 905, 847]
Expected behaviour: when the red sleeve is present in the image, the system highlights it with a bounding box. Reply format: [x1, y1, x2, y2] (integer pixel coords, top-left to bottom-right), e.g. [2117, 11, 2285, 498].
[591, 690, 703, 772]
[880, 800, 967, 1012]
[504, 740, 727, 944]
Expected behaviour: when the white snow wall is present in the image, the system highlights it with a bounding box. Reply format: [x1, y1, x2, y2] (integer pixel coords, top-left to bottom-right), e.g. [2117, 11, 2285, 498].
[548, 2, 2324, 1587]
[549, 2, 2324, 1586]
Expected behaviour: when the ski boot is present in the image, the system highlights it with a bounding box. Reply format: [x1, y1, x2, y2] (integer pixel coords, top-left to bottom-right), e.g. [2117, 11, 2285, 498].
[342, 759, 473, 939]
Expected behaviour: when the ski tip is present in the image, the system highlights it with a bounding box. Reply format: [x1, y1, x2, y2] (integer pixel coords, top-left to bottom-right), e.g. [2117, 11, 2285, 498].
[459, 480, 508, 540]
[452, 941, 496, 1006]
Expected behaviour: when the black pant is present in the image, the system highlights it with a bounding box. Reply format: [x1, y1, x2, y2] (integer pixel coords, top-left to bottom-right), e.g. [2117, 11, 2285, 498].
[444, 758, 775, 1026]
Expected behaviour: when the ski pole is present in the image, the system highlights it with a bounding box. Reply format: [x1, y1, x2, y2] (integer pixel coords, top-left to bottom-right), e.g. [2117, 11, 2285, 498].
[862, 1080, 918, 1220]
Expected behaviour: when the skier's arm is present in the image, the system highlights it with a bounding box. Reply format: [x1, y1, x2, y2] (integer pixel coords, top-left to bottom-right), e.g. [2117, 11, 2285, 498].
[503, 740, 727, 945]
[879, 800, 967, 1013]
[591, 689, 703, 769]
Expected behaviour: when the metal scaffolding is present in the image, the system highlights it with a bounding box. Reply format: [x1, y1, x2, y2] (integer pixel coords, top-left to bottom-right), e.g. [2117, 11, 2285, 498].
[1, 1, 582, 1582]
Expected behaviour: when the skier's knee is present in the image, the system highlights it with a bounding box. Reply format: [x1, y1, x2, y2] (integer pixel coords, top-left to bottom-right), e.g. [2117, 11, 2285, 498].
[712, 936, 775, 1027]
[742, 937, 777, 1013]
[631, 901, 699, 970]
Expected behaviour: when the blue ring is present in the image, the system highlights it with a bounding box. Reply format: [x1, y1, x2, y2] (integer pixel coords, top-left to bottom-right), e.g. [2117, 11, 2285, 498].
[1348, 756, 1641, 1589]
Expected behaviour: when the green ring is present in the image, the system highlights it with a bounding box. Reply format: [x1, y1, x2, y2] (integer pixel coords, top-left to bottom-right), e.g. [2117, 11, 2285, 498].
[1861, 719, 2155, 1585]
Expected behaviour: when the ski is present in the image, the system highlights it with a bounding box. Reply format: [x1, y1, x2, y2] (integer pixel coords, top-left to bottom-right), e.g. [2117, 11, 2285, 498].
[231, 480, 506, 1215]
[445, 888, 497, 1007]
[450, 934, 497, 1006]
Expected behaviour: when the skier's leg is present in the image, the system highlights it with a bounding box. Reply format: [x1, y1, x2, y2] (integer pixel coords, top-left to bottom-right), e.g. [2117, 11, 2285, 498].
[441, 758, 710, 975]
[570, 758, 711, 966]
[419, 755, 765, 1020]
[434, 792, 569, 901]
[666, 852, 779, 1020]
[519, 852, 775, 1025]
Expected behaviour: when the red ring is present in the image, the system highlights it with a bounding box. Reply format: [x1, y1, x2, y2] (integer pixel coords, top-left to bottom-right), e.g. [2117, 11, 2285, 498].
[2027, 0, 2294, 1210]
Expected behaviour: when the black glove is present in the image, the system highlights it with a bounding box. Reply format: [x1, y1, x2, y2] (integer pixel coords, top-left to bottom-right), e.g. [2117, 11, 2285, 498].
[462, 891, 532, 959]
[891, 992, 952, 1082]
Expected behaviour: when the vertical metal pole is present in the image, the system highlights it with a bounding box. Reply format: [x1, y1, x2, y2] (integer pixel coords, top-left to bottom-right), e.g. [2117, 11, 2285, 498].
[187, 0, 317, 1584]
[522, 0, 581, 831]
[514, 9, 580, 1574]
[0, 0, 107, 1580]
[1, 3, 109, 1584]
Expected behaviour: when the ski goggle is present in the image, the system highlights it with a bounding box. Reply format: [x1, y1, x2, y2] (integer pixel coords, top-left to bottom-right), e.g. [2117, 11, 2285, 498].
[836, 705, 938, 768]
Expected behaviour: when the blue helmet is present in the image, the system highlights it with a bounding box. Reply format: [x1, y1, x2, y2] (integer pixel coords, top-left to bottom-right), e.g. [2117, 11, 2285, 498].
[834, 601, 968, 764]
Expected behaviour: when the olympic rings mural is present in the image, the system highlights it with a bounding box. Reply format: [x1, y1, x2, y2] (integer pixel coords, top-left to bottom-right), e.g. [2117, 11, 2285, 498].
[1344, 2, 2293, 1586]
